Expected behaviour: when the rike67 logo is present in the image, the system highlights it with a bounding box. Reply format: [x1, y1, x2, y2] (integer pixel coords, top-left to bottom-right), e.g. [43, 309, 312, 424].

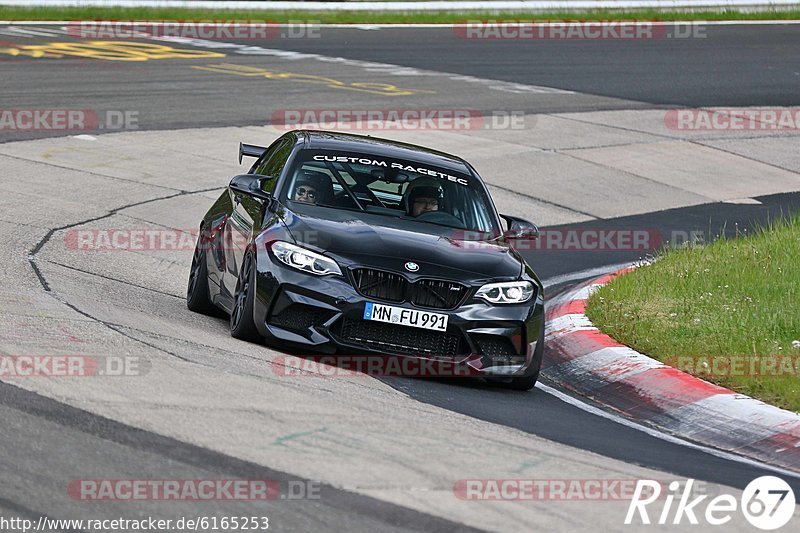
[626, 477, 795, 530]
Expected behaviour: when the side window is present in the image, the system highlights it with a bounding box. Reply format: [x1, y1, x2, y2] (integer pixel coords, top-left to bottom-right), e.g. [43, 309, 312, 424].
[254, 139, 293, 194]
[251, 139, 280, 174]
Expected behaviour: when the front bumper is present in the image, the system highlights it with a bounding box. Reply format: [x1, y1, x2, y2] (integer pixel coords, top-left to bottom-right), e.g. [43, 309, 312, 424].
[253, 252, 544, 378]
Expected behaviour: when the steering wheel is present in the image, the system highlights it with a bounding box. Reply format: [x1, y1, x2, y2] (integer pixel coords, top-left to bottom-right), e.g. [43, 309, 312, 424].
[415, 210, 466, 228]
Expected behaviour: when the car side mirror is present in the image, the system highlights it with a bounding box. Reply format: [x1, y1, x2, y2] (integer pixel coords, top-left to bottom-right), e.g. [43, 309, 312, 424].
[500, 214, 540, 240]
[229, 174, 275, 199]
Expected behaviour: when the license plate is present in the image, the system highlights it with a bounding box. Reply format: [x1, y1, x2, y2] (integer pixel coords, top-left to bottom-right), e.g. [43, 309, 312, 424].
[363, 302, 448, 332]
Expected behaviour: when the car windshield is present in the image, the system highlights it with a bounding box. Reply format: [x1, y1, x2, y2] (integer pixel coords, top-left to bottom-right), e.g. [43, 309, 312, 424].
[282, 149, 499, 234]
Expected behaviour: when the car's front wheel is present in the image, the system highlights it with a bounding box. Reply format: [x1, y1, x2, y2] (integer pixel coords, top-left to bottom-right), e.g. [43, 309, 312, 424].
[230, 251, 262, 342]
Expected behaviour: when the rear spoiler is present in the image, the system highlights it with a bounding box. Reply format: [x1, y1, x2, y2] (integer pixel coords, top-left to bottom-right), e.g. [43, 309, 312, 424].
[238, 142, 267, 165]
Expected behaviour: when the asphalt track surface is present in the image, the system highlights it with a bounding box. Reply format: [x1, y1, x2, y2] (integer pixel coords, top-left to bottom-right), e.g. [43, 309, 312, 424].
[1, 22, 800, 531]
[2, 24, 800, 142]
[233, 25, 800, 107]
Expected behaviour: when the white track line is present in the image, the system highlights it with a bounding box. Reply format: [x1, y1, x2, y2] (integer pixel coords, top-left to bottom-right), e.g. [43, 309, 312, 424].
[541, 261, 637, 290]
[537, 382, 800, 479]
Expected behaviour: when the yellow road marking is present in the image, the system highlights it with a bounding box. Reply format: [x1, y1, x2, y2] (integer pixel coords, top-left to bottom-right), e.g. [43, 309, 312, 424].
[0, 47, 61, 58]
[0, 41, 225, 61]
[193, 63, 434, 97]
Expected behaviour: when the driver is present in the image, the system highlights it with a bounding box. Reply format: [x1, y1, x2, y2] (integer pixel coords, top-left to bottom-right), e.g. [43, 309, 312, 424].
[407, 183, 443, 217]
[292, 170, 328, 204]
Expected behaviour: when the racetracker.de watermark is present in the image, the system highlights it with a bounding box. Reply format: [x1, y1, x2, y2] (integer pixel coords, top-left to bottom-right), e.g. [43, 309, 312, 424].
[271, 355, 483, 378]
[67, 479, 320, 501]
[65, 228, 201, 252]
[454, 20, 707, 40]
[0, 355, 148, 377]
[665, 355, 800, 378]
[664, 108, 800, 131]
[454, 479, 662, 501]
[0, 109, 138, 132]
[455, 229, 663, 251]
[271, 109, 528, 131]
[64, 227, 309, 253]
[67, 20, 320, 40]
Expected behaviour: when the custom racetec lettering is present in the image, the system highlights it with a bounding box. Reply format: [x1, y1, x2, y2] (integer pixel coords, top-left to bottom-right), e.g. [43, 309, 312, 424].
[311, 154, 469, 186]
[313, 155, 388, 166]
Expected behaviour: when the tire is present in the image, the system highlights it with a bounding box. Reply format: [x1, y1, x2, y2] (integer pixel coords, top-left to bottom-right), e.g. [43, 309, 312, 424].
[230, 251, 262, 342]
[187, 231, 218, 315]
[504, 326, 545, 391]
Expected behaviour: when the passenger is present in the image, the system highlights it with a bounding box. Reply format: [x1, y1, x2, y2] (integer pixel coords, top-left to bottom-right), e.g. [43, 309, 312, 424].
[292, 170, 328, 204]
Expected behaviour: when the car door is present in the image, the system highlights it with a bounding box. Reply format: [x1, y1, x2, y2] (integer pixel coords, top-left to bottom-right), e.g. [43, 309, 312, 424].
[221, 137, 293, 298]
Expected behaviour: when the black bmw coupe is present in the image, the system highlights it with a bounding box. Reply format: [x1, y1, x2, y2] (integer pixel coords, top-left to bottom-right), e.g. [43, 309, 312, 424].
[188, 130, 545, 389]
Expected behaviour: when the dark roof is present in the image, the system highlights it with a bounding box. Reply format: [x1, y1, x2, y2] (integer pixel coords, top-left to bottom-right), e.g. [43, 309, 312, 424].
[297, 130, 472, 174]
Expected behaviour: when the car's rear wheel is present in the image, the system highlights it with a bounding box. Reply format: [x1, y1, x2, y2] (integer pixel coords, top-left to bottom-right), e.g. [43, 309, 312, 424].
[187, 231, 218, 315]
[230, 251, 262, 342]
[504, 327, 544, 391]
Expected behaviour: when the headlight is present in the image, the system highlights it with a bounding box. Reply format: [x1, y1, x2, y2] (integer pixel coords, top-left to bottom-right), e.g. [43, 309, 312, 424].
[475, 281, 535, 304]
[271, 241, 342, 276]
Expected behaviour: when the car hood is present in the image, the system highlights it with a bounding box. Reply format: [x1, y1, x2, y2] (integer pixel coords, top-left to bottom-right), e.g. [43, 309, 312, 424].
[280, 207, 523, 282]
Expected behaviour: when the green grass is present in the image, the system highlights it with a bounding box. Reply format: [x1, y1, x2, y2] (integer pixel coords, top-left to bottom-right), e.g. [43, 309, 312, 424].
[586, 215, 800, 412]
[0, 7, 799, 24]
